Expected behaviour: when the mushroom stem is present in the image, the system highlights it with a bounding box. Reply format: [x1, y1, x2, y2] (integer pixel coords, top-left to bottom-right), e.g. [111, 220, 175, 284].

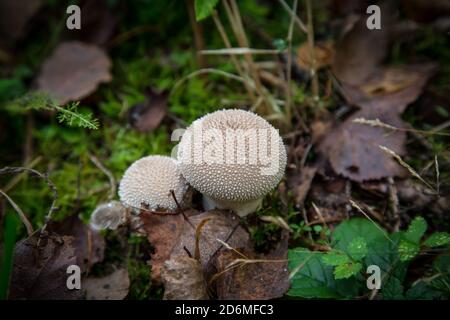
[202, 195, 262, 217]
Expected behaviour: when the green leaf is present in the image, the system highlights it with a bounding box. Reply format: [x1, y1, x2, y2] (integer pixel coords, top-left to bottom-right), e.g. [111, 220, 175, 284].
[381, 276, 404, 299]
[404, 217, 427, 244]
[334, 262, 362, 279]
[406, 281, 442, 300]
[288, 248, 360, 299]
[423, 232, 450, 247]
[347, 237, 368, 261]
[398, 240, 420, 261]
[332, 218, 386, 250]
[334, 219, 409, 289]
[194, 0, 219, 21]
[322, 252, 350, 266]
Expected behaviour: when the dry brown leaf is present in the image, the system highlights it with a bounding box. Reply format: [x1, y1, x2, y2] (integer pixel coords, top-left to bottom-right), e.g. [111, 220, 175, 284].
[140, 209, 199, 283]
[162, 255, 208, 300]
[128, 90, 168, 133]
[83, 268, 130, 300]
[318, 107, 407, 181]
[320, 64, 436, 182]
[332, 14, 391, 86]
[0, 0, 43, 43]
[9, 232, 82, 300]
[297, 41, 334, 70]
[211, 231, 289, 300]
[342, 64, 437, 112]
[37, 41, 112, 104]
[170, 210, 251, 272]
[48, 215, 105, 273]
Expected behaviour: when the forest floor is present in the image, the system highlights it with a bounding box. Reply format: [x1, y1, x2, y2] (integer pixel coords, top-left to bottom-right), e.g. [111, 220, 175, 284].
[0, 0, 449, 300]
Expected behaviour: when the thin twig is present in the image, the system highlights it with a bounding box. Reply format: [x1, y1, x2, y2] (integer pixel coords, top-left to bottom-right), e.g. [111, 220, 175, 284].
[200, 48, 282, 55]
[88, 152, 116, 200]
[3, 156, 42, 193]
[277, 0, 307, 33]
[211, 10, 257, 103]
[0, 167, 58, 236]
[379, 145, 436, 191]
[306, 0, 319, 100]
[285, 0, 298, 124]
[0, 189, 33, 236]
[349, 199, 394, 244]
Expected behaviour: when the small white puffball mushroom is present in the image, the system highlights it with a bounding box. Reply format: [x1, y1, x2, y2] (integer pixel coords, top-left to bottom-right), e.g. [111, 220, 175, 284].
[90, 200, 127, 230]
[118, 155, 188, 212]
[177, 109, 287, 217]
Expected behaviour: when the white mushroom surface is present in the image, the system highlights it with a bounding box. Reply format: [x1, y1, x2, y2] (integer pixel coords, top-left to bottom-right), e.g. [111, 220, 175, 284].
[118, 155, 188, 211]
[178, 109, 287, 216]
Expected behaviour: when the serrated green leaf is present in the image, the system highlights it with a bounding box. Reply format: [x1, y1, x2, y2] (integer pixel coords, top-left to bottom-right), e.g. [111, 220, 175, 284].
[381, 276, 404, 299]
[332, 218, 386, 250]
[288, 248, 360, 299]
[334, 219, 409, 286]
[423, 232, 450, 247]
[334, 262, 362, 279]
[194, 0, 219, 21]
[347, 237, 368, 261]
[398, 240, 420, 261]
[322, 252, 350, 266]
[404, 217, 427, 244]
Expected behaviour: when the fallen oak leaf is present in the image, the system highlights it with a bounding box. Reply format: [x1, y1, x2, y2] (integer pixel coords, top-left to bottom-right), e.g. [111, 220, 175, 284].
[48, 215, 105, 273]
[9, 231, 82, 300]
[170, 210, 251, 272]
[319, 64, 436, 182]
[162, 255, 208, 300]
[36, 41, 112, 105]
[140, 209, 200, 283]
[210, 230, 290, 300]
[318, 107, 407, 182]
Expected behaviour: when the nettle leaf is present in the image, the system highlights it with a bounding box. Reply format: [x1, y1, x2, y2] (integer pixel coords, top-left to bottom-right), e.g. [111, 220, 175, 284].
[194, 0, 219, 21]
[423, 232, 450, 247]
[398, 240, 420, 262]
[334, 262, 362, 280]
[347, 237, 368, 261]
[332, 218, 385, 250]
[404, 217, 427, 244]
[333, 218, 409, 292]
[288, 248, 360, 299]
[380, 276, 404, 299]
[322, 252, 350, 266]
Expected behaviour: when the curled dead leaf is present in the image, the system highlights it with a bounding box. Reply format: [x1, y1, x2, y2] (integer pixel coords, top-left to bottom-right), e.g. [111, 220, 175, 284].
[9, 232, 82, 300]
[210, 231, 290, 300]
[48, 215, 105, 273]
[170, 210, 251, 272]
[140, 209, 200, 283]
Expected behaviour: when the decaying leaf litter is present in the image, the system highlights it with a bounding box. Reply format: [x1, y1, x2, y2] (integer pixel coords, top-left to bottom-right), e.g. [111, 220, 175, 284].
[0, 0, 449, 300]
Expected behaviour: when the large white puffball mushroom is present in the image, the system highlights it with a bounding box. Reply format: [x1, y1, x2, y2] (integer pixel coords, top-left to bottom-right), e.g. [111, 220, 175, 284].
[118, 155, 188, 211]
[177, 109, 287, 217]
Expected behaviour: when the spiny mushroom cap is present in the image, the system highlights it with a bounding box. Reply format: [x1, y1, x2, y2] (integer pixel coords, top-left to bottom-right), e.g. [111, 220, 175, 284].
[177, 109, 287, 203]
[118, 155, 188, 211]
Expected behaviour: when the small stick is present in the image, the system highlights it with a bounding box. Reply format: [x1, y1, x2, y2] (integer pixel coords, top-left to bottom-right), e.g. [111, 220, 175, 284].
[88, 152, 116, 200]
[0, 189, 33, 236]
